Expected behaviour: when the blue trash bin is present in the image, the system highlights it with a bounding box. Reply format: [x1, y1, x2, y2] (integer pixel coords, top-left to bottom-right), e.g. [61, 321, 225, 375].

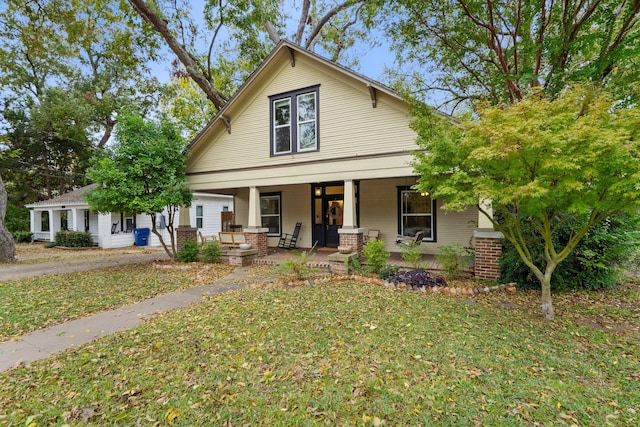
[134, 228, 150, 246]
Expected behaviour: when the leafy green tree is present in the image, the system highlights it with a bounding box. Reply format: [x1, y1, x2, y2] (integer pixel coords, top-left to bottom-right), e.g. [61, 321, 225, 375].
[86, 113, 193, 260]
[385, 0, 640, 111]
[411, 86, 640, 320]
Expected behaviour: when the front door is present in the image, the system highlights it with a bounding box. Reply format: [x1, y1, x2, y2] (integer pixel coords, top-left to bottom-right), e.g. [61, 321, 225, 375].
[312, 183, 358, 248]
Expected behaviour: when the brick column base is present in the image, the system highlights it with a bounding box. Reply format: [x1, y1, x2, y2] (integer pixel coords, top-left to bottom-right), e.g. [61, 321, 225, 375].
[243, 228, 268, 257]
[474, 231, 504, 280]
[176, 227, 197, 252]
[338, 228, 364, 259]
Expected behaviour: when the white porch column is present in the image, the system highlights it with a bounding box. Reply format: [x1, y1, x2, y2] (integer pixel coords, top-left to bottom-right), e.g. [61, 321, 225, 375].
[478, 198, 494, 230]
[71, 208, 79, 231]
[97, 213, 112, 248]
[48, 209, 55, 241]
[342, 180, 357, 229]
[247, 186, 261, 229]
[30, 210, 35, 236]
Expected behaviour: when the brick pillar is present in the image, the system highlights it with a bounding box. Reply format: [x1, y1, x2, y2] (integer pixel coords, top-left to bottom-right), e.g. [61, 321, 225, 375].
[176, 227, 197, 252]
[474, 231, 504, 280]
[244, 228, 269, 257]
[338, 228, 365, 259]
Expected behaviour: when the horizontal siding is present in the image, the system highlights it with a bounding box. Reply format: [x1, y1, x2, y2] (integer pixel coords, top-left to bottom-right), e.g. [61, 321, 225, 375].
[188, 54, 418, 176]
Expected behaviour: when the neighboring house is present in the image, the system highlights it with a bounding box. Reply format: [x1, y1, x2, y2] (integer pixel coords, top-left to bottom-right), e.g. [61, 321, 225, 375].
[26, 184, 233, 249]
[186, 40, 501, 277]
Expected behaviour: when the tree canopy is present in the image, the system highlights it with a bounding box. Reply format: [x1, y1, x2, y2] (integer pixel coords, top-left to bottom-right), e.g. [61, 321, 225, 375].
[86, 113, 193, 259]
[386, 0, 640, 111]
[412, 86, 640, 319]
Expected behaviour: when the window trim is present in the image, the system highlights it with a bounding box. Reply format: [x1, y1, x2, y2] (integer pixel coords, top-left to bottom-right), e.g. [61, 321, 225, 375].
[196, 205, 204, 229]
[269, 85, 320, 156]
[397, 186, 437, 242]
[260, 192, 281, 237]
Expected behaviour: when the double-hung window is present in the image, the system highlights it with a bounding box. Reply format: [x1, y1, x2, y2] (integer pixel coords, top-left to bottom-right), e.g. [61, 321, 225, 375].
[196, 205, 203, 229]
[260, 193, 281, 236]
[398, 188, 436, 241]
[270, 86, 319, 155]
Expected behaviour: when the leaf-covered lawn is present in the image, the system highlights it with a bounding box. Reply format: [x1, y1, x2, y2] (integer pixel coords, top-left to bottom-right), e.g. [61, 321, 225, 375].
[0, 262, 234, 341]
[3, 242, 163, 265]
[1, 278, 638, 426]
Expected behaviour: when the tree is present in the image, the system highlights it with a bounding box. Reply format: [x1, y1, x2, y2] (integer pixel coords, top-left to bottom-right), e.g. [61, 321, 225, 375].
[0, 174, 17, 263]
[411, 86, 640, 320]
[386, 0, 640, 111]
[127, 0, 375, 109]
[85, 113, 193, 260]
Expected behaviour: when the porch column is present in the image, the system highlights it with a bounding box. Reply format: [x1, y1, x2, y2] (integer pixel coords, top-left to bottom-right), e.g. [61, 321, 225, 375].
[97, 213, 111, 248]
[176, 205, 197, 252]
[30, 210, 35, 238]
[70, 208, 79, 231]
[474, 199, 503, 280]
[244, 186, 268, 257]
[338, 180, 364, 258]
[48, 209, 55, 242]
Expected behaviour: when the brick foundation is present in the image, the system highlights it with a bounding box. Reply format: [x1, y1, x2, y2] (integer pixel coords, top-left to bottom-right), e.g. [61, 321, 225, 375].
[176, 227, 197, 252]
[243, 229, 268, 257]
[474, 232, 503, 280]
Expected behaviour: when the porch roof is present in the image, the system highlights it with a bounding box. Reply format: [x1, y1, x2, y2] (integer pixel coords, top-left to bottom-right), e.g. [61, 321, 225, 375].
[25, 184, 96, 209]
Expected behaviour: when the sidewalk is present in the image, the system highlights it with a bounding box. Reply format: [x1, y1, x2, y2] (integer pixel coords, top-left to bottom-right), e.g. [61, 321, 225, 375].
[0, 267, 252, 373]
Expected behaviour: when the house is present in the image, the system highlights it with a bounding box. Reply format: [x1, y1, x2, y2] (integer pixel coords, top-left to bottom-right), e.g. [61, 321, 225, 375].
[26, 184, 234, 249]
[185, 40, 502, 278]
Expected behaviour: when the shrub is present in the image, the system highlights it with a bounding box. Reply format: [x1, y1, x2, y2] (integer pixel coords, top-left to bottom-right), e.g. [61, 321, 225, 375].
[53, 231, 94, 247]
[200, 241, 222, 263]
[177, 239, 200, 263]
[5, 204, 29, 234]
[378, 264, 399, 280]
[389, 269, 446, 288]
[12, 230, 33, 243]
[499, 212, 640, 291]
[400, 241, 423, 269]
[273, 244, 319, 281]
[363, 239, 390, 274]
[436, 243, 471, 278]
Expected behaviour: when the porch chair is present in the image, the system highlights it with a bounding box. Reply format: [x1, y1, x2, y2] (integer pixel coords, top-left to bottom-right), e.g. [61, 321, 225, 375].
[278, 222, 302, 249]
[364, 229, 380, 243]
[395, 231, 425, 248]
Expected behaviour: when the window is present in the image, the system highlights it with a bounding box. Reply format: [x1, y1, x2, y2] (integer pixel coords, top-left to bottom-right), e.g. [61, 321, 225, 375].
[41, 211, 50, 232]
[60, 211, 69, 231]
[398, 188, 436, 241]
[270, 86, 319, 155]
[260, 193, 281, 236]
[196, 205, 203, 229]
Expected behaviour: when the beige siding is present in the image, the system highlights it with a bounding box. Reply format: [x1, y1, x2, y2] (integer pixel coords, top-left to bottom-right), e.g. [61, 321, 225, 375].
[360, 178, 478, 255]
[187, 53, 418, 186]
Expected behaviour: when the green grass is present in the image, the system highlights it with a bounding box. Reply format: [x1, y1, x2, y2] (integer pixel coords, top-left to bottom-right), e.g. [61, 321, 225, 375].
[1, 278, 638, 426]
[0, 263, 234, 341]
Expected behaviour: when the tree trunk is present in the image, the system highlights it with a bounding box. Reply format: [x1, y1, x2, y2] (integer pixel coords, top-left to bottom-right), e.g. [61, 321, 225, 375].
[0, 174, 17, 263]
[540, 275, 555, 321]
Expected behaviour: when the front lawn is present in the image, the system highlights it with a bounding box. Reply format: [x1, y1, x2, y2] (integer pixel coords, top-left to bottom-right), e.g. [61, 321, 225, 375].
[1, 278, 638, 426]
[0, 262, 234, 341]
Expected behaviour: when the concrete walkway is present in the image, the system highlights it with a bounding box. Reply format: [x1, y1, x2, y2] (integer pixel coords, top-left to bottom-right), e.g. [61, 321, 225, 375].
[0, 267, 252, 373]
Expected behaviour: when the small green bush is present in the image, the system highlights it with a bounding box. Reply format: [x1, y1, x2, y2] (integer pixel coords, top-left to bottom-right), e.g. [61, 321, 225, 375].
[200, 241, 222, 263]
[177, 239, 200, 263]
[378, 264, 399, 280]
[401, 241, 423, 269]
[12, 230, 33, 243]
[436, 243, 471, 277]
[54, 231, 94, 247]
[363, 239, 390, 274]
[273, 244, 319, 281]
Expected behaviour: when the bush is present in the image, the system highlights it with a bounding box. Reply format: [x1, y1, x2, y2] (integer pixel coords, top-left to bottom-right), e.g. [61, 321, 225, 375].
[5, 204, 29, 234]
[12, 230, 33, 243]
[363, 239, 390, 274]
[499, 212, 640, 291]
[54, 231, 94, 247]
[436, 243, 471, 278]
[400, 241, 423, 269]
[273, 244, 319, 281]
[200, 241, 222, 263]
[378, 264, 399, 280]
[177, 239, 200, 263]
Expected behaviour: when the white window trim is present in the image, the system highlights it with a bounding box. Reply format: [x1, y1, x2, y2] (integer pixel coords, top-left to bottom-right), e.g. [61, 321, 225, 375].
[400, 189, 436, 242]
[296, 92, 317, 152]
[273, 97, 292, 155]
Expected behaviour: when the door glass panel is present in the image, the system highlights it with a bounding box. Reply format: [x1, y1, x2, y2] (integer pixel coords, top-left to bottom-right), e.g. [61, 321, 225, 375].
[315, 199, 322, 224]
[325, 186, 343, 195]
[327, 200, 343, 226]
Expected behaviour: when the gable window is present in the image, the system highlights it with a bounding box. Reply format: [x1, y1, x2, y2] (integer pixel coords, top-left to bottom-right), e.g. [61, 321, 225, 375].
[196, 205, 203, 229]
[398, 187, 436, 241]
[260, 193, 281, 236]
[270, 86, 319, 155]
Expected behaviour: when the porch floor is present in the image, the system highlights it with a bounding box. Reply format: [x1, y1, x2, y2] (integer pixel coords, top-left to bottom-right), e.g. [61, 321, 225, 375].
[253, 246, 443, 271]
